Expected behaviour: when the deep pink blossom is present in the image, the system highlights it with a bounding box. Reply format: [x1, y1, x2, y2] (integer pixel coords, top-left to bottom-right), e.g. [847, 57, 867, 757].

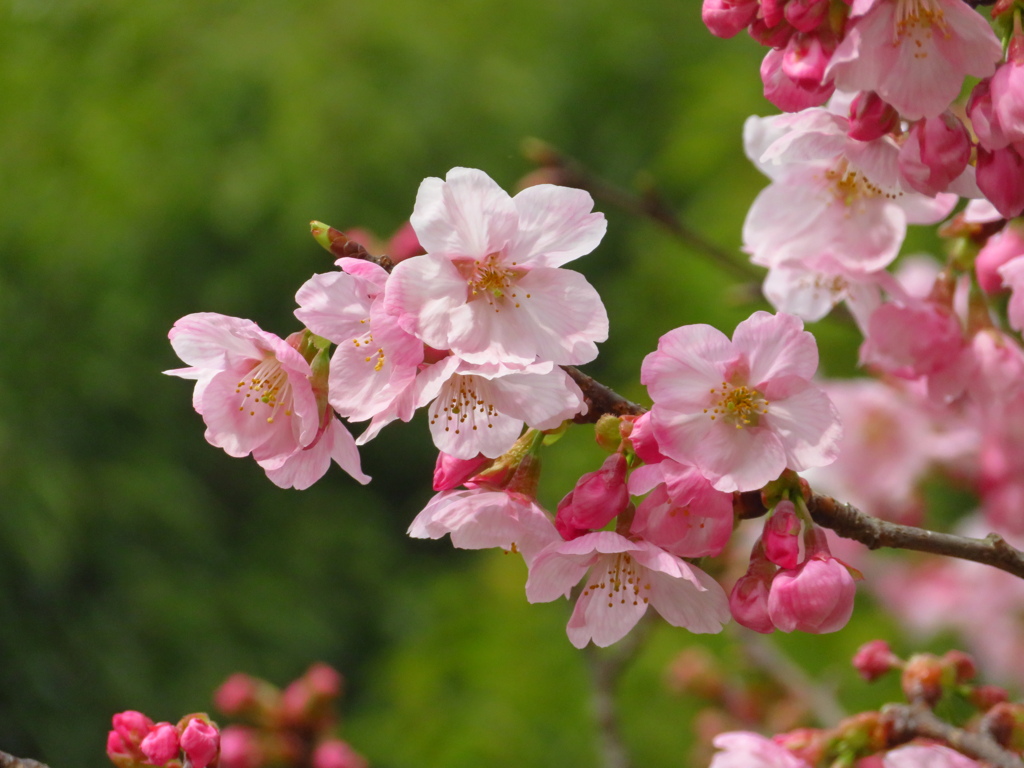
[180, 718, 220, 768]
[384, 167, 608, 366]
[761, 48, 835, 112]
[526, 531, 730, 647]
[763, 501, 803, 569]
[977, 145, 1024, 219]
[554, 453, 630, 540]
[730, 565, 776, 634]
[826, 0, 1002, 120]
[642, 311, 841, 493]
[701, 0, 759, 38]
[140, 723, 180, 767]
[847, 91, 900, 141]
[898, 113, 972, 197]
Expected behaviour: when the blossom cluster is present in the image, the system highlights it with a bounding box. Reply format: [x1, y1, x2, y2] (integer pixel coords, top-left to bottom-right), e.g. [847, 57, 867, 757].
[107, 711, 220, 768]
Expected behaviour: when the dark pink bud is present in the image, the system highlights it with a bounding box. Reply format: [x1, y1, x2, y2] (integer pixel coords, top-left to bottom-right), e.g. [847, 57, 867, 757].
[433, 452, 492, 491]
[112, 711, 155, 751]
[978, 145, 1024, 219]
[219, 726, 264, 768]
[180, 718, 220, 768]
[898, 113, 971, 197]
[106, 730, 136, 768]
[968, 78, 1010, 151]
[763, 500, 802, 569]
[140, 723, 180, 767]
[311, 739, 368, 768]
[977, 224, 1024, 293]
[304, 663, 343, 699]
[214, 674, 260, 716]
[626, 412, 664, 464]
[749, 16, 796, 47]
[760, 0, 787, 27]
[848, 92, 899, 141]
[991, 39, 1024, 145]
[784, 0, 829, 32]
[767, 556, 856, 633]
[761, 48, 834, 112]
[701, 0, 759, 38]
[729, 555, 777, 634]
[782, 34, 832, 87]
[554, 453, 629, 538]
[852, 639, 900, 681]
[385, 221, 425, 263]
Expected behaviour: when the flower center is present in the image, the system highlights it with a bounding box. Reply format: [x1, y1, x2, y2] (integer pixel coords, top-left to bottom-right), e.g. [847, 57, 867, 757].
[429, 374, 497, 435]
[705, 381, 769, 428]
[458, 253, 530, 311]
[893, 0, 948, 49]
[236, 356, 294, 424]
[824, 159, 899, 207]
[583, 553, 652, 609]
[351, 326, 385, 372]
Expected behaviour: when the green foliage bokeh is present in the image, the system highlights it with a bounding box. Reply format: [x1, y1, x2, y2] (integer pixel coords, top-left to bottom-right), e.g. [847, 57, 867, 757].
[0, 1, 886, 766]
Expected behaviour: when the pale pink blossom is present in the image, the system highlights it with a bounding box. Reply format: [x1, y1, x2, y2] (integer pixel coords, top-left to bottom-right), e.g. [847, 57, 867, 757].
[990, 40, 1024, 146]
[526, 531, 729, 647]
[295, 258, 423, 423]
[166, 312, 369, 487]
[743, 109, 957, 273]
[883, 744, 981, 768]
[1000, 255, 1024, 331]
[826, 0, 1002, 120]
[642, 311, 841, 493]
[408, 488, 560, 565]
[710, 731, 811, 768]
[384, 167, 608, 366]
[976, 224, 1024, 293]
[414, 356, 585, 459]
[761, 253, 888, 328]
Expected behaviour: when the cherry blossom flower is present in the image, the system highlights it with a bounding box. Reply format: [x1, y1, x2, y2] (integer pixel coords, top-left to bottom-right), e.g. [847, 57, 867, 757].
[413, 356, 586, 459]
[166, 312, 368, 487]
[709, 731, 812, 768]
[883, 745, 981, 768]
[408, 488, 560, 565]
[383, 167, 609, 366]
[826, 0, 1002, 120]
[641, 311, 841, 493]
[526, 531, 730, 647]
[295, 258, 424, 423]
[743, 108, 957, 274]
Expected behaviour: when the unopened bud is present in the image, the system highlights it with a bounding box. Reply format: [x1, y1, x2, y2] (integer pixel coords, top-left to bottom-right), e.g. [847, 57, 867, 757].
[942, 650, 977, 684]
[218, 726, 264, 768]
[980, 702, 1024, 748]
[971, 684, 1010, 712]
[179, 717, 220, 768]
[311, 739, 368, 768]
[852, 639, 901, 682]
[594, 414, 624, 453]
[763, 501, 803, 569]
[140, 723, 180, 767]
[901, 654, 947, 707]
[848, 92, 899, 141]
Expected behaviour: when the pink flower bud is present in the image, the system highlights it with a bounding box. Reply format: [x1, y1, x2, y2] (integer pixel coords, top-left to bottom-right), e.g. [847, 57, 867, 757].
[432, 452, 492, 491]
[701, 0, 759, 39]
[554, 453, 630, 539]
[898, 113, 972, 197]
[784, 0, 829, 33]
[847, 91, 899, 141]
[762, 501, 803, 569]
[311, 739, 368, 768]
[781, 33, 832, 87]
[180, 718, 220, 768]
[761, 48, 835, 112]
[140, 723, 180, 767]
[219, 726, 264, 768]
[976, 224, 1024, 293]
[106, 730, 136, 768]
[978, 145, 1024, 219]
[304, 663, 343, 699]
[626, 413, 664, 464]
[968, 78, 1010, 151]
[214, 674, 260, 716]
[385, 221, 425, 263]
[768, 556, 855, 633]
[991, 47, 1024, 146]
[852, 639, 899, 681]
[112, 711, 155, 751]
[760, 0, 787, 28]
[729, 562, 776, 634]
[749, 16, 796, 48]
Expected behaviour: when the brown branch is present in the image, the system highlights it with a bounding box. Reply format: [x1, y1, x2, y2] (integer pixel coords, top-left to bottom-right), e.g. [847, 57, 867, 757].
[882, 702, 1024, 768]
[521, 139, 764, 283]
[564, 366, 646, 423]
[0, 751, 49, 768]
[806, 494, 1024, 581]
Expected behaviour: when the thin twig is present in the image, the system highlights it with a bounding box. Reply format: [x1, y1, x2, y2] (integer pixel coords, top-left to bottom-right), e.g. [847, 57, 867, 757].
[521, 138, 764, 283]
[883, 702, 1024, 768]
[737, 630, 847, 727]
[0, 751, 49, 768]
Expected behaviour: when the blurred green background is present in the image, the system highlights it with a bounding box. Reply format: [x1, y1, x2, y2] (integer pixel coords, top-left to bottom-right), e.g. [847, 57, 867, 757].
[0, 1, 887, 766]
